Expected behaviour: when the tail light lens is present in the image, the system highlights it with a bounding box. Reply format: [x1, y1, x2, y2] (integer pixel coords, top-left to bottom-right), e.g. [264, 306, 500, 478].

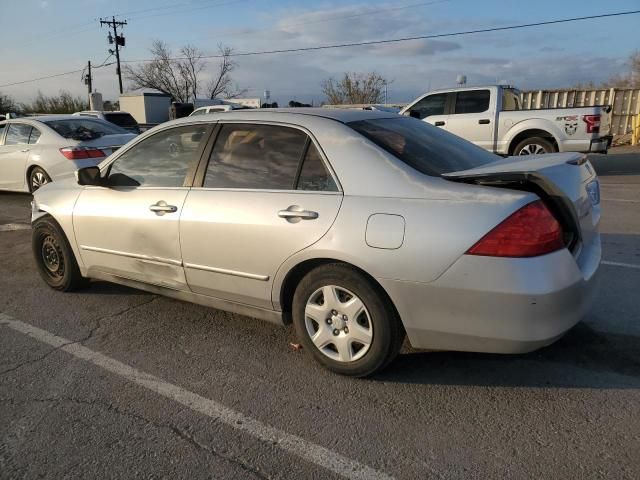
[466, 200, 564, 257]
[582, 114, 600, 134]
[59, 147, 106, 160]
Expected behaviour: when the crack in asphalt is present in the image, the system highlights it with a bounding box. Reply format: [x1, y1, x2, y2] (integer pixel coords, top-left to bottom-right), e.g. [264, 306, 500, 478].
[0, 396, 271, 479]
[0, 296, 160, 377]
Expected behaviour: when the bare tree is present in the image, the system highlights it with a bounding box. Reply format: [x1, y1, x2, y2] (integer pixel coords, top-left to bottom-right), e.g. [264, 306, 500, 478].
[205, 44, 248, 99]
[322, 72, 389, 104]
[124, 41, 245, 103]
[21, 90, 88, 114]
[0, 91, 17, 113]
[124, 41, 203, 103]
[573, 51, 640, 89]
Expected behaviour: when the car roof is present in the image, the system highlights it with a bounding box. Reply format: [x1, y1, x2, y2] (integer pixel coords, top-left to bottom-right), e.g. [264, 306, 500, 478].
[174, 107, 400, 125]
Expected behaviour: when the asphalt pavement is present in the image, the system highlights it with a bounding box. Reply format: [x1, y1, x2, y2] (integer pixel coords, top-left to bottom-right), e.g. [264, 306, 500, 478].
[1, 148, 639, 479]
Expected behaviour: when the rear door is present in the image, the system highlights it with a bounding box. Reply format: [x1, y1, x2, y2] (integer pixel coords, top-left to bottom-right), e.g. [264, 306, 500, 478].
[445, 89, 496, 151]
[73, 123, 211, 289]
[0, 123, 33, 190]
[180, 122, 342, 309]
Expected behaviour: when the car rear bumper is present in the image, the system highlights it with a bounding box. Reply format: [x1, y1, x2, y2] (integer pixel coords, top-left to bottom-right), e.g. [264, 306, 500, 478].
[379, 234, 601, 353]
[559, 138, 609, 154]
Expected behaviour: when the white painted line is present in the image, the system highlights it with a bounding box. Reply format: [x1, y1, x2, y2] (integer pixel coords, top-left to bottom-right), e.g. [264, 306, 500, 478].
[0, 223, 31, 232]
[602, 260, 640, 270]
[0, 313, 392, 480]
[601, 198, 640, 203]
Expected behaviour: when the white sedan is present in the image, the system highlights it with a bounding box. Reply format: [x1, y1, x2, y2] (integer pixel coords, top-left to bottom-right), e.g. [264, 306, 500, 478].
[0, 115, 136, 192]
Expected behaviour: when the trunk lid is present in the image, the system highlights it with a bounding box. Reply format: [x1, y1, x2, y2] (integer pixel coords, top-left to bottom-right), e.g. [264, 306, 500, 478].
[443, 152, 600, 253]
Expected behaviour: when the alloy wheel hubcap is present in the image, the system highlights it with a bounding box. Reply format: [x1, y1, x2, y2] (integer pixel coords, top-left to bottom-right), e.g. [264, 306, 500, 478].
[518, 144, 547, 155]
[32, 171, 48, 189]
[304, 285, 373, 363]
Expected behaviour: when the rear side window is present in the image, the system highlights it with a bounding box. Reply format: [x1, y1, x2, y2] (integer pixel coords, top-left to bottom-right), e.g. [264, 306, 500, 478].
[5, 124, 32, 145]
[108, 124, 209, 187]
[348, 117, 498, 176]
[454, 90, 490, 114]
[408, 93, 447, 119]
[296, 143, 337, 192]
[45, 119, 126, 140]
[204, 124, 307, 190]
[29, 127, 41, 144]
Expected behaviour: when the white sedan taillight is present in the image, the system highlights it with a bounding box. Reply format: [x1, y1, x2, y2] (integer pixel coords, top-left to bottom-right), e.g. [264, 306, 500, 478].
[59, 146, 106, 160]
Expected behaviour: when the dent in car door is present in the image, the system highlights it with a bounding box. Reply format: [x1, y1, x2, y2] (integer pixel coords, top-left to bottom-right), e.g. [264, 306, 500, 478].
[180, 123, 343, 309]
[72, 123, 212, 289]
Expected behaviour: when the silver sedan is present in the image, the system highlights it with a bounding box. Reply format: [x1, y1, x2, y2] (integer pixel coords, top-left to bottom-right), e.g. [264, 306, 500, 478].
[30, 109, 601, 376]
[0, 115, 136, 192]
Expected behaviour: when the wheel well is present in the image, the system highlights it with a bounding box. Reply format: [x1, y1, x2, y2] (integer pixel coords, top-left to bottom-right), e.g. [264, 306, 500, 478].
[279, 258, 400, 325]
[508, 129, 558, 155]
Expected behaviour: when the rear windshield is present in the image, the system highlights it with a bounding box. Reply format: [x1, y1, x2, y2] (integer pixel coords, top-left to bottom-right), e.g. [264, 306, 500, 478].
[105, 113, 138, 127]
[44, 119, 126, 140]
[347, 117, 498, 176]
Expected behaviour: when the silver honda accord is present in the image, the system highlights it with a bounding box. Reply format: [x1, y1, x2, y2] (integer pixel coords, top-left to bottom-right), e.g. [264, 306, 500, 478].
[30, 109, 601, 376]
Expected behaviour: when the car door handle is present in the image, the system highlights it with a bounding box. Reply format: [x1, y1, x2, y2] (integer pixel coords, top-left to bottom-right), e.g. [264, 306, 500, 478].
[434, 121, 446, 126]
[478, 119, 491, 124]
[149, 201, 178, 215]
[278, 205, 319, 222]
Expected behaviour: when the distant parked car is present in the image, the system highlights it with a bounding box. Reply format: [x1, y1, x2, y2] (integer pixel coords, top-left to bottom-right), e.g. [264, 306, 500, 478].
[73, 111, 141, 134]
[0, 115, 136, 192]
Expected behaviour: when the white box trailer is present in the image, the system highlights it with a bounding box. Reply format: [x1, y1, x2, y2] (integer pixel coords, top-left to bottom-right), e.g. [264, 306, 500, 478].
[119, 92, 172, 125]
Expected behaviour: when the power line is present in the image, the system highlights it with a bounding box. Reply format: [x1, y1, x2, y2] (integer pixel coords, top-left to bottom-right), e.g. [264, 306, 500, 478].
[0, 69, 85, 88]
[151, 9, 640, 60]
[2, 9, 639, 88]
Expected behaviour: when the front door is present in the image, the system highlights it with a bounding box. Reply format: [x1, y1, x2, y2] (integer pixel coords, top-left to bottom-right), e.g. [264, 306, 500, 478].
[404, 92, 449, 130]
[180, 122, 343, 309]
[73, 123, 211, 289]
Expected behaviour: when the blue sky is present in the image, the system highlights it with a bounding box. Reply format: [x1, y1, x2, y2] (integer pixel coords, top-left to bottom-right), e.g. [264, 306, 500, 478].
[1, 0, 638, 105]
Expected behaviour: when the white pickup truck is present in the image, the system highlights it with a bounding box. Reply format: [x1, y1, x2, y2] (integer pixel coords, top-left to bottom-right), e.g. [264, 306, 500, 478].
[400, 85, 612, 155]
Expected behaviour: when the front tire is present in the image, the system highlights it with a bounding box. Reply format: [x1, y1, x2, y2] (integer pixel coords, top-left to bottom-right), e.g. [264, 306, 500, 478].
[32, 216, 88, 291]
[513, 136, 556, 156]
[29, 167, 51, 193]
[292, 264, 404, 377]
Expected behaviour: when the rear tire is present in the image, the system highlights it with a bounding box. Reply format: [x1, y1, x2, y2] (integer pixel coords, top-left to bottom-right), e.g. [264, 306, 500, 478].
[29, 167, 51, 193]
[292, 263, 404, 377]
[32, 216, 88, 291]
[513, 136, 555, 156]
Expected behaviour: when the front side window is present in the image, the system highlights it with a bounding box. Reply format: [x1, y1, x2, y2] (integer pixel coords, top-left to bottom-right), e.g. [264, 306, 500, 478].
[348, 117, 498, 176]
[204, 124, 307, 190]
[408, 93, 447, 119]
[45, 119, 126, 140]
[105, 113, 138, 128]
[190, 109, 206, 116]
[5, 124, 32, 145]
[108, 124, 209, 187]
[297, 143, 338, 192]
[454, 90, 490, 114]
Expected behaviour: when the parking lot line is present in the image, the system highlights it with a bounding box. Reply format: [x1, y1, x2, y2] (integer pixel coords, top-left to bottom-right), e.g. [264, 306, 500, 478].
[0, 223, 31, 232]
[601, 260, 640, 270]
[601, 198, 640, 203]
[0, 313, 392, 480]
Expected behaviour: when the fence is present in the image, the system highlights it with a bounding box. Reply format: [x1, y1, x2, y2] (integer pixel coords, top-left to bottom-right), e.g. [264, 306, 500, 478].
[521, 88, 640, 137]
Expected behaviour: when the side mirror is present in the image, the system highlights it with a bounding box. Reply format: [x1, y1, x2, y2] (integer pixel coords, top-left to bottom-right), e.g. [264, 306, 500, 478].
[409, 110, 421, 119]
[76, 166, 102, 186]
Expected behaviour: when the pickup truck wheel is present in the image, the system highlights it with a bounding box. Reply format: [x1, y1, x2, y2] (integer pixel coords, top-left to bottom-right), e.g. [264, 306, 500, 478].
[514, 137, 555, 156]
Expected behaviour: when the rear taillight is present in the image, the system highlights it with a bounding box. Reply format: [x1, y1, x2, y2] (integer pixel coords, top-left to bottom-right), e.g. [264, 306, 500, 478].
[59, 147, 106, 160]
[466, 200, 564, 258]
[582, 114, 600, 134]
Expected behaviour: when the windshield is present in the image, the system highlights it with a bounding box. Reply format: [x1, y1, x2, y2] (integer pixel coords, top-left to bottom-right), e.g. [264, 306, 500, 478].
[105, 113, 138, 128]
[347, 117, 499, 176]
[45, 119, 127, 141]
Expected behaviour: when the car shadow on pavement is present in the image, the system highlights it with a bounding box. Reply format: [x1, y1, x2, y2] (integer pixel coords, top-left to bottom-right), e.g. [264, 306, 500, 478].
[375, 322, 640, 389]
[86, 281, 147, 296]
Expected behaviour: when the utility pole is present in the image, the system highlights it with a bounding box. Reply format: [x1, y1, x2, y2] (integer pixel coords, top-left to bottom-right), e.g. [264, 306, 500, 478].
[83, 60, 92, 104]
[100, 16, 127, 94]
